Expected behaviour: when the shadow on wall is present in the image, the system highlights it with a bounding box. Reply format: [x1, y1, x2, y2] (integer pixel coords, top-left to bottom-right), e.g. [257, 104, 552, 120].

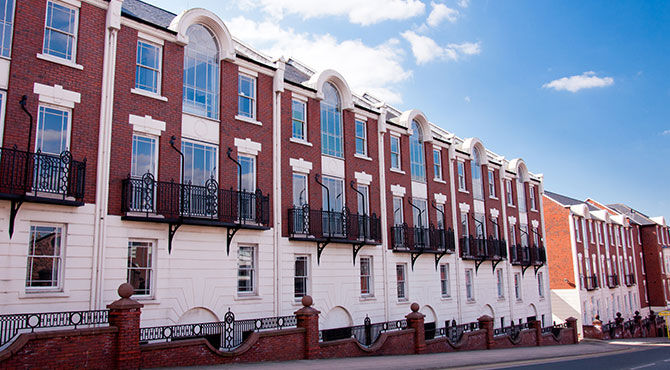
[550, 290, 580, 324]
[321, 306, 353, 330]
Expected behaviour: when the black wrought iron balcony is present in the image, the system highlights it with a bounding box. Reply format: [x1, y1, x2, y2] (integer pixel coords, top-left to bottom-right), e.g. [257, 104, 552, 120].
[0, 146, 86, 204]
[585, 275, 599, 291]
[509, 245, 545, 266]
[459, 235, 507, 261]
[607, 274, 620, 289]
[390, 224, 455, 254]
[625, 274, 635, 286]
[121, 173, 270, 227]
[287, 205, 381, 244]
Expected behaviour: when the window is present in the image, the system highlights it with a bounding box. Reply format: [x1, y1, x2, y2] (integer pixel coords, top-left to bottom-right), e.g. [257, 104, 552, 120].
[589, 221, 594, 243]
[355, 119, 367, 156]
[433, 149, 442, 180]
[457, 161, 466, 191]
[496, 269, 504, 299]
[36, 105, 70, 157]
[488, 170, 496, 198]
[396, 264, 407, 300]
[538, 272, 544, 297]
[529, 186, 536, 210]
[26, 224, 63, 290]
[492, 217, 500, 239]
[292, 99, 306, 140]
[135, 40, 161, 94]
[596, 223, 602, 244]
[182, 140, 217, 186]
[574, 217, 581, 242]
[440, 264, 450, 297]
[506, 180, 514, 206]
[292, 173, 308, 207]
[238, 155, 256, 192]
[183, 24, 219, 119]
[474, 213, 486, 239]
[131, 134, 157, 178]
[640, 252, 645, 274]
[412, 198, 428, 228]
[409, 120, 425, 181]
[237, 246, 256, 294]
[390, 135, 401, 170]
[43, 1, 77, 61]
[520, 225, 529, 248]
[321, 176, 344, 212]
[294, 255, 309, 299]
[517, 173, 527, 212]
[509, 221, 517, 245]
[127, 240, 154, 297]
[238, 74, 256, 119]
[357, 184, 369, 217]
[321, 82, 343, 157]
[532, 227, 539, 246]
[0, 0, 14, 58]
[514, 273, 522, 300]
[465, 268, 474, 301]
[460, 212, 469, 237]
[393, 196, 404, 225]
[360, 257, 373, 296]
[471, 148, 483, 200]
[436, 204, 445, 229]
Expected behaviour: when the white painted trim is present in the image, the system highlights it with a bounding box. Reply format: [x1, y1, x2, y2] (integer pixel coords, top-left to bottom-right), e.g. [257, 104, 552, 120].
[390, 184, 406, 197]
[33, 83, 81, 108]
[130, 88, 168, 102]
[532, 220, 539, 228]
[238, 66, 259, 77]
[307, 69, 354, 110]
[321, 156, 345, 178]
[355, 113, 368, 121]
[59, 0, 81, 7]
[354, 171, 372, 186]
[354, 153, 372, 161]
[289, 158, 312, 174]
[36, 53, 84, 70]
[389, 129, 403, 137]
[234, 138, 262, 156]
[411, 181, 427, 199]
[235, 114, 263, 126]
[169, 8, 235, 60]
[0, 90, 6, 150]
[289, 137, 313, 147]
[389, 167, 406, 175]
[137, 31, 164, 46]
[285, 84, 317, 99]
[129, 114, 166, 136]
[291, 93, 308, 102]
[0, 58, 9, 89]
[490, 208, 500, 218]
[434, 193, 447, 205]
[121, 18, 178, 44]
[181, 113, 219, 145]
[508, 216, 517, 225]
[459, 202, 470, 213]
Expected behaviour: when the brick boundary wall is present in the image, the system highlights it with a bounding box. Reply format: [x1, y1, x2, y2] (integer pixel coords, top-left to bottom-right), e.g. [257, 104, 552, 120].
[0, 285, 586, 369]
[583, 311, 668, 341]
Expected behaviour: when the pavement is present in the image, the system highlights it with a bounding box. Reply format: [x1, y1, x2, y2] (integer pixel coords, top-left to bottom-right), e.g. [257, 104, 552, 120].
[172, 337, 670, 370]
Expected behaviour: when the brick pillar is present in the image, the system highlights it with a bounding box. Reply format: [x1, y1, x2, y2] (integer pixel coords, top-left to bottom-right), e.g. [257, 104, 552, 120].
[477, 315, 494, 349]
[107, 283, 143, 370]
[295, 296, 321, 359]
[532, 319, 542, 346]
[405, 303, 426, 354]
[566, 317, 578, 344]
[649, 311, 657, 337]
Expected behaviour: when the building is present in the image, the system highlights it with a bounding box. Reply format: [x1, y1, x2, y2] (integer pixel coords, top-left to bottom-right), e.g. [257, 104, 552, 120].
[0, 0, 551, 333]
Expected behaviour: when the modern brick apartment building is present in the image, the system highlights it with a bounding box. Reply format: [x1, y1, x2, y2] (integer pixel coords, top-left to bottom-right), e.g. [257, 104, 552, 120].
[0, 0, 551, 335]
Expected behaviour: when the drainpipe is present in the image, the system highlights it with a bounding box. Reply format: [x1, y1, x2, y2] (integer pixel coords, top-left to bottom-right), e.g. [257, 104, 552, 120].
[272, 58, 284, 316]
[447, 144, 462, 323]
[376, 108, 390, 321]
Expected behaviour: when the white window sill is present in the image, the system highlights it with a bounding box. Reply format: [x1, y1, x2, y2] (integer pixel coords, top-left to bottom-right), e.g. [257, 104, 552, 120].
[289, 137, 312, 147]
[490, 196, 499, 201]
[530, 208, 538, 212]
[135, 297, 161, 305]
[433, 178, 446, 184]
[497, 297, 505, 302]
[466, 299, 476, 304]
[397, 299, 409, 304]
[441, 296, 452, 301]
[389, 167, 405, 175]
[234, 294, 261, 301]
[507, 204, 516, 208]
[354, 153, 372, 161]
[131, 88, 168, 102]
[36, 53, 83, 70]
[458, 189, 469, 194]
[19, 291, 69, 299]
[235, 114, 262, 126]
[359, 296, 376, 302]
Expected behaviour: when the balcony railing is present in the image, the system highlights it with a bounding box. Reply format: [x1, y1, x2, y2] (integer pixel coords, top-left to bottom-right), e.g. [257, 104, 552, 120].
[625, 274, 635, 286]
[607, 275, 619, 289]
[0, 146, 86, 203]
[459, 235, 507, 261]
[390, 224, 455, 254]
[287, 205, 381, 243]
[585, 275, 599, 291]
[121, 173, 270, 226]
[509, 244, 546, 266]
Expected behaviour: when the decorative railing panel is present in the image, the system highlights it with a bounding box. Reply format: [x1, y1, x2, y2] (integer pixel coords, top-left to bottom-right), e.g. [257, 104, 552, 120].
[390, 224, 455, 253]
[0, 309, 108, 348]
[607, 275, 620, 288]
[434, 321, 480, 343]
[319, 318, 407, 346]
[585, 275, 599, 291]
[459, 236, 507, 260]
[625, 274, 635, 286]
[287, 206, 381, 243]
[0, 147, 86, 201]
[509, 244, 546, 266]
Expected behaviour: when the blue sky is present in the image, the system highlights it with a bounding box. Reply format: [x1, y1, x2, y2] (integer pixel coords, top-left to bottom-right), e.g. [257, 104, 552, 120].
[145, 0, 670, 221]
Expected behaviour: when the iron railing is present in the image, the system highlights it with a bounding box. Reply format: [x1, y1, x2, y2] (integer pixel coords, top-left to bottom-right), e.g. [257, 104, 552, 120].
[585, 275, 599, 291]
[122, 173, 270, 226]
[0, 309, 108, 348]
[434, 321, 480, 343]
[493, 322, 530, 340]
[509, 244, 546, 266]
[287, 205, 381, 243]
[607, 275, 619, 289]
[139, 310, 296, 351]
[319, 317, 407, 346]
[0, 146, 86, 201]
[390, 224, 455, 254]
[459, 235, 507, 260]
[625, 274, 636, 286]
[541, 322, 565, 337]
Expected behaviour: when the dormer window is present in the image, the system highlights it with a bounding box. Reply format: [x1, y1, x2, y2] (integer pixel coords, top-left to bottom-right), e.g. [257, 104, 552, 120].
[471, 148, 483, 200]
[409, 120, 425, 182]
[183, 24, 219, 119]
[320, 82, 343, 158]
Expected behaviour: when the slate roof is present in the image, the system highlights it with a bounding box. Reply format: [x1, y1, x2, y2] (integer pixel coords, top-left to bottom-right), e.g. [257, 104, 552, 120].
[122, 0, 176, 29]
[544, 191, 598, 211]
[607, 204, 655, 226]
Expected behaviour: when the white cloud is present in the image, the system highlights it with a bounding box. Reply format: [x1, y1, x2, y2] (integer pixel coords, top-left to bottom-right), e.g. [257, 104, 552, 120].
[542, 71, 614, 93]
[662, 130, 670, 136]
[426, 2, 459, 27]
[227, 17, 412, 104]
[464, 96, 471, 103]
[246, 0, 426, 26]
[458, 0, 470, 8]
[401, 30, 481, 64]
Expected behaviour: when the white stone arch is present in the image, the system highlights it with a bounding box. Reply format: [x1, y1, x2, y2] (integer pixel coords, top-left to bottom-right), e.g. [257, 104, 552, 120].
[528, 303, 538, 319]
[461, 137, 488, 165]
[307, 69, 354, 110]
[480, 304, 495, 319]
[507, 158, 530, 182]
[420, 305, 437, 323]
[169, 8, 235, 61]
[321, 306, 353, 330]
[398, 109, 433, 144]
[570, 203, 590, 219]
[177, 307, 219, 324]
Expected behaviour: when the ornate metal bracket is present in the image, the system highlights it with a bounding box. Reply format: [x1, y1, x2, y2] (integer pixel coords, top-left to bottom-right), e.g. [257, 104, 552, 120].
[168, 222, 181, 254]
[8, 199, 23, 239]
[352, 242, 365, 265]
[317, 240, 330, 265]
[474, 258, 485, 274]
[533, 263, 544, 276]
[491, 259, 502, 274]
[226, 226, 241, 256]
[410, 250, 423, 270]
[434, 252, 447, 270]
[521, 263, 531, 277]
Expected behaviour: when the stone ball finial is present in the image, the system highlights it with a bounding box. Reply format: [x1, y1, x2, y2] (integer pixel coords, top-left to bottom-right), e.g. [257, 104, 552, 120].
[118, 283, 134, 299]
[302, 295, 313, 307]
[410, 303, 420, 312]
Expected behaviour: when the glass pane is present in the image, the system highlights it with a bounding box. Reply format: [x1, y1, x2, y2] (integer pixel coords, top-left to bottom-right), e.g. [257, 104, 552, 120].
[238, 156, 255, 191]
[292, 174, 307, 206]
[37, 107, 68, 155]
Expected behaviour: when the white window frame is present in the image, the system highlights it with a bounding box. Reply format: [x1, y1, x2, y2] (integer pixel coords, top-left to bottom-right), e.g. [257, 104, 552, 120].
[0, 91, 6, 149]
[574, 217, 581, 242]
[538, 272, 544, 298]
[506, 180, 514, 206]
[0, 0, 15, 58]
[291, 98, 307, 141]
[390, 135, 401, 170]
[26, 223, 65, 292]
[440, 263, 450, 298]
[294, 254, 310, 299]
[181, 138, 219, 185]
[42, 0, 79, 63]
[131, 133, 158, 178]
[496, 268, 504, 299]
[461, 212, 469, 238]
[238, 73, 257, 119]
[457, 161, 466, 191]
[237, 245, 257, 295]
[396, 263, 407, 300]
[292, 172, 308, 207]
[529, 185, 537, 211]
[589, 221, 594, 243]
[393, 196, 404, 226]
[135, 39, 162, 95]
[488, 170, 496, 198]
[238, 154, 256, 192]
[433, 149, 442, 180]
[360, 256, 374, 297]
[514, 272, 522, 301]
[355, 119, 367, 156]
[465, 268, 475, 301]
[127, 239, 156, 298]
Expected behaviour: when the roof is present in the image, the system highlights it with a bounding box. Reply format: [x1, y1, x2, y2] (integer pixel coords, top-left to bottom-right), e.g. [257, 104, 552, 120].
[607, 204, 655, 226]
[122, 0, 176, 29]
[544, 191, 598, 211]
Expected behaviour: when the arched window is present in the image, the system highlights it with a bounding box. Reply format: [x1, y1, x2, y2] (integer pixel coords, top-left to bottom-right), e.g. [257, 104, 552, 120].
[183, 24, 219, 119]
[320, 82, 343, 157]
[471, 147, 483, 200]
[410, 120, 425, 181]
[517, 168, 527, 212]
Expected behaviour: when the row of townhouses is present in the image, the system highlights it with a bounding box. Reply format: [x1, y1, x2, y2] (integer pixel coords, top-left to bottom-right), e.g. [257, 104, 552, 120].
[544, 191, 670, 333]
[2, 0, 558, 331]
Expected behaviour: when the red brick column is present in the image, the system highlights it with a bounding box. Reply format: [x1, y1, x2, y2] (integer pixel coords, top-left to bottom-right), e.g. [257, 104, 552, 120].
[295, 296, 320, 359]
[406, 303, 426, 354]
[477, 315, 494, 349]
[565, 317, 578, 344]
[107, 283, 144, 370]
[532, 319, 542, 346]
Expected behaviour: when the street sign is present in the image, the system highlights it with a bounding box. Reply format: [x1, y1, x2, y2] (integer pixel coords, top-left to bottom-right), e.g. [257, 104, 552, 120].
[658, 311, 670, 316]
